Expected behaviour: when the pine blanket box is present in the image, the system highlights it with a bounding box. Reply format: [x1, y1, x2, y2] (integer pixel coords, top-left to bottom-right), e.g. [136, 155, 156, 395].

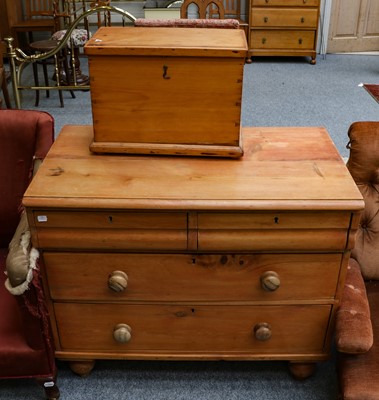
[84, 27, 248, 158]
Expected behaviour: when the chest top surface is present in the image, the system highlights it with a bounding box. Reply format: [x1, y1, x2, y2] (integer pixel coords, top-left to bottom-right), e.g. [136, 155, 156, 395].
[84, 26, 248, 58]
[23, 126, 363, 211]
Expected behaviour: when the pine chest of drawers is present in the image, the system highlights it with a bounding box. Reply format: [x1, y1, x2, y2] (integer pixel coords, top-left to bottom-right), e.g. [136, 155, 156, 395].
[84, 27, 247, 158]
[248, 0, 321, 64]
[23, 125, 364, 378]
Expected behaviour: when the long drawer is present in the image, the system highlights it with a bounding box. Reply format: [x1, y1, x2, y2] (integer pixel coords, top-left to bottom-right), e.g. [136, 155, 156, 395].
[44, 252, 342, 302]
[249, 30, 316, 50]
[54, 303, 331, 354]
[251, 8, 318, 28]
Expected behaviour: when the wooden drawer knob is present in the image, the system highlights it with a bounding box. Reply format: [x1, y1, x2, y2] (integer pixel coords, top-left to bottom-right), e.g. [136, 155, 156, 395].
[260, 271, 280, 291]
[254, 322, 272, 341]
[113, 323, 132, 343]
[108, 270, 128, 292]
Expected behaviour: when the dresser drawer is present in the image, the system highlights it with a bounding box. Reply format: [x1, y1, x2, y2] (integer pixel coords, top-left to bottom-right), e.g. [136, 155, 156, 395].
[250, 29, 315, 50]
[54, 303, 331, 354]
[32, 211, 187, 229]
[198, 211, 351, 251]
[44, 252, 342, 302]
[251, 8, 318, 28]
[32, 211, 188, 250]
[252, 0, 319, 6]
[198, 212, 351, 229]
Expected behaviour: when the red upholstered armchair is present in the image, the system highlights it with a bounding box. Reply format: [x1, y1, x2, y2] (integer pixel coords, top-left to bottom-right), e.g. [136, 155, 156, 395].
[0, 110, 59, 399]
[335, 121, 379, 400]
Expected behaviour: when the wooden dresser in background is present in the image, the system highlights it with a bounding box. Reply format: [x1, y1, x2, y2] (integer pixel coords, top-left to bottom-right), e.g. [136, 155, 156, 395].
[248, 0, 321, 64]
[23, 126, 363, 378]
[0, 0, 23, 49]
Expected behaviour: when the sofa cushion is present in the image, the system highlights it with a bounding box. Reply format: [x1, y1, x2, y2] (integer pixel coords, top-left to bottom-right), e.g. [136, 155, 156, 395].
[338, 281, 379, 400]
[347, 121, 379, 280]
[335, 258, 373, 354]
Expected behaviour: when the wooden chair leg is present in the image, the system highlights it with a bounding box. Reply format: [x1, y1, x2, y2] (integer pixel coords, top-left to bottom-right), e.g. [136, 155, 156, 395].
[42, 61, 50, 99]
[0, 68, 11, 109]
[58, 88, 64, 108]
[36, 377, 60, 400]
[32, 62, 41, 107]
[61, 51, 76, 101]
[56, 51, 65, 108]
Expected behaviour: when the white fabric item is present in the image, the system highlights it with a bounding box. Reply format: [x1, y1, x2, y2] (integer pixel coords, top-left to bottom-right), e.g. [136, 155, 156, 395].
[4, 212, 40, 296]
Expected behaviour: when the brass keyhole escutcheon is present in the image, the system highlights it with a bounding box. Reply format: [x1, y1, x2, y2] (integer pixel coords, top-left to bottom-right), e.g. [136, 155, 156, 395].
[163, 65, 171, 80]
[264, 16, 268, 23]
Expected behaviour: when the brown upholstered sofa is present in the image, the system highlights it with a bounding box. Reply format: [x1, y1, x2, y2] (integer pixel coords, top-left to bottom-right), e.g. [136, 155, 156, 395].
[335, 121, 379, 399]
[0, 110, 59, 399]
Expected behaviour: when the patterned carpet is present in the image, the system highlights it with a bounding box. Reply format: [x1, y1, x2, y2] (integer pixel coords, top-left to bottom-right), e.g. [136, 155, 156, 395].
[363, 84, 379, 104]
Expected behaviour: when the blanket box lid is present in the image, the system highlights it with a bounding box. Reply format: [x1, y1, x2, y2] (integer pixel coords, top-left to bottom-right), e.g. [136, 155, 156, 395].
[84, 26, 248, 58]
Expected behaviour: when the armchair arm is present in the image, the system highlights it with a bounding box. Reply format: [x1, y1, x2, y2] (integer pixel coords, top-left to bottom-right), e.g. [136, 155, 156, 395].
[335, 258, 373, 354]
[5, 211, 39, 295]
[4, 211, 51, 352]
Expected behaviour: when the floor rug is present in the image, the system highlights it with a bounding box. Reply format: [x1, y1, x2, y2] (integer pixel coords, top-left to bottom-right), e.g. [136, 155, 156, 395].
[363, 84, 379, 104]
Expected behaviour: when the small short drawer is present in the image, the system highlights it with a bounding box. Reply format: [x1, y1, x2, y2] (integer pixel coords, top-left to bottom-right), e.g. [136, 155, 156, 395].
[252, 0, 319, 6]
[198, 211, 351, 251]
[198, 229, 348, 251]
[251, 8, 318, 28]
[32, 211, 188, 250]
[44, 252, 342, 302]
[250, 30, 316, 50]
[198, 212, 352, 229]
[54, 303, 331, 354]
[32, 211, 187, 229]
